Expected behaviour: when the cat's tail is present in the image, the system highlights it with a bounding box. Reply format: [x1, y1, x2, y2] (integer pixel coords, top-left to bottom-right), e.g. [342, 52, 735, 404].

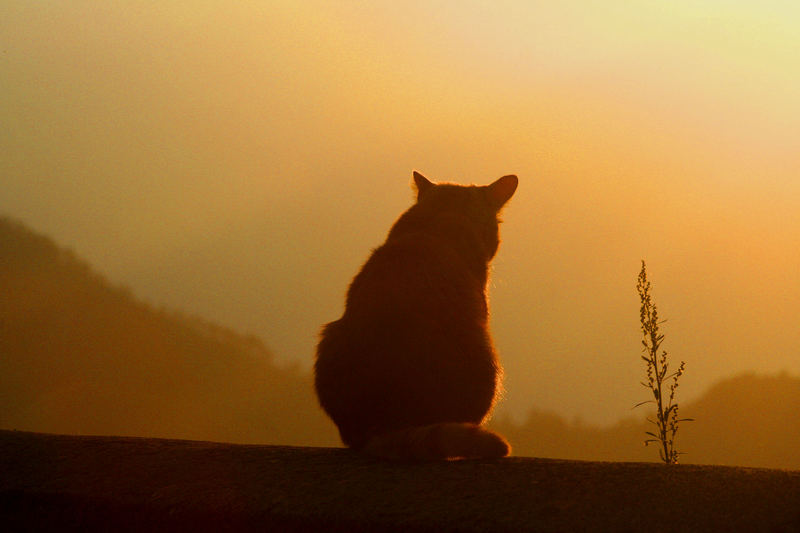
[361, 423, 510, 460]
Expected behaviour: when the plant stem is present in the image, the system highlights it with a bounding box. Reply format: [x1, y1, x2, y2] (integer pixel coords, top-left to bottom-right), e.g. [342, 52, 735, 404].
[637, 260, 687, 465]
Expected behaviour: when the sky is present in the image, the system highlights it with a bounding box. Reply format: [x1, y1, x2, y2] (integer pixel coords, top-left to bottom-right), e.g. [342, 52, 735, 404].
[2, 0, 799, 425]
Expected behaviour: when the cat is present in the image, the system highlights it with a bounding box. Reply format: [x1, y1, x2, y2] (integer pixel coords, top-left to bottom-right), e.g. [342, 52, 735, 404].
[314, 171, 517, 460]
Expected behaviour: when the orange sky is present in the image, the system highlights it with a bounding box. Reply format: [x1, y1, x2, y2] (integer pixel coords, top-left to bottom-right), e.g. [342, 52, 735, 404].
[2, 1, 799, 425]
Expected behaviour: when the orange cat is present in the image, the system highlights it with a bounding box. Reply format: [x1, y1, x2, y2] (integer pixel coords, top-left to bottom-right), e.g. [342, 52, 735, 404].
[314, 172, 517, 460]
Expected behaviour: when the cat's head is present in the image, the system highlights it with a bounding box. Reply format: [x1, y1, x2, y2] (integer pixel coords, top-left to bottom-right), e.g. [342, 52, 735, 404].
[412, 171, 517, 213]
[407, 171, 518, 261]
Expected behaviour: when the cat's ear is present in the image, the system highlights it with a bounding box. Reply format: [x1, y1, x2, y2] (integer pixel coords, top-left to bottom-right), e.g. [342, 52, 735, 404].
[413, 171, 434, 198]
[487, 175, 518, 210]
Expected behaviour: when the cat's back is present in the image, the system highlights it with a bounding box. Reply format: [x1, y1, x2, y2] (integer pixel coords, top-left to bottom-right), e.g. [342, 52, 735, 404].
[343, 229, 483, 321]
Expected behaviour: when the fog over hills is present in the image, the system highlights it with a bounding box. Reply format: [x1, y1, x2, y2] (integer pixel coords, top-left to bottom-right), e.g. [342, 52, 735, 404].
[0, 216, 338, 446]
[2, 217, 798, 469]
[5, 1, 800, 431]
[492, 372, 800, 469]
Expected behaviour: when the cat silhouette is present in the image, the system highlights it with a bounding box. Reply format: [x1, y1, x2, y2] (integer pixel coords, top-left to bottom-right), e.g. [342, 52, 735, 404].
[315, 171, 517, 459]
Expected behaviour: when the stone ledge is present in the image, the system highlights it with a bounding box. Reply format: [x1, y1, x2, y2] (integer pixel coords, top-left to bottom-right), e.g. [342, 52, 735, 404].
[1, 430, 799, 532]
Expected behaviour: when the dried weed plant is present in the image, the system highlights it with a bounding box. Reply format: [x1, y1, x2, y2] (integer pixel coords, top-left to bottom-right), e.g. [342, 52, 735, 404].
[635, 260, 692, 464]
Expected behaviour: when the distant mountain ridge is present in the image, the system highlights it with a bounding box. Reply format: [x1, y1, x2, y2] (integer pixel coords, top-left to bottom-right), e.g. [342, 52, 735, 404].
[2, 216, 798, 469]
[492, 372, 800, 469]
[0, 215, 339, 446]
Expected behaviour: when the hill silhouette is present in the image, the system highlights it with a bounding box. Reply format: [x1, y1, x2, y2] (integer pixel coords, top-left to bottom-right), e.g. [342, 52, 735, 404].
[2, 216, 799, 469]
[492, 372, 800, 469]
[0, 216, 338, 446]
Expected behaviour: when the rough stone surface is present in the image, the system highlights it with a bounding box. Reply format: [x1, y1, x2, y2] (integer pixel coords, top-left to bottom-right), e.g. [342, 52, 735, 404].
[1, 430, 799, 532]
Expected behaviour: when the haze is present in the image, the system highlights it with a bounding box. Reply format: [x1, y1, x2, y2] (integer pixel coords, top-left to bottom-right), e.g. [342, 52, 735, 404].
[2, 1, 799, 425]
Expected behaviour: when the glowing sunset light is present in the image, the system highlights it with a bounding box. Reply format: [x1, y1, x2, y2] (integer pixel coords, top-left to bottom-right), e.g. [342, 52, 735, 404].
[2, 0, 798, 431]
